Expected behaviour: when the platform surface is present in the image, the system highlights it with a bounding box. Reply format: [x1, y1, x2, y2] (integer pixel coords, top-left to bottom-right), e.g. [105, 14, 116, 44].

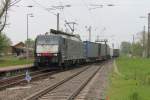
[0, 64, 33, 72]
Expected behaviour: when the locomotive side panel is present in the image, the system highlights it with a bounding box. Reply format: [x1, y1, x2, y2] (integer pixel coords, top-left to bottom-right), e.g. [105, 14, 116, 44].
[62, 38, 85, 61]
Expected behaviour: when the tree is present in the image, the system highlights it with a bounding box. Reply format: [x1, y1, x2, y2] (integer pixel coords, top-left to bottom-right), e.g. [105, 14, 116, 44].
[121, 41, 132, 55]
[0, 33, 11, 54]
[0, 0, 22, 33]
[136, 31, 147, 57]
[24, 38, 35, 49]
[132, 42, 143, 57]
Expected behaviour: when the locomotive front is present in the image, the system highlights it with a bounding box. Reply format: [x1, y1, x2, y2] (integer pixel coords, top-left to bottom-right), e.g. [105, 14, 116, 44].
[34, 35, 61, 66]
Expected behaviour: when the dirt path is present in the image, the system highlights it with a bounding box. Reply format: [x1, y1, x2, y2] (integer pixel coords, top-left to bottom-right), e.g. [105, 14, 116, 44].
[75, 60, 114, 100]
[113, 60, 123, 77]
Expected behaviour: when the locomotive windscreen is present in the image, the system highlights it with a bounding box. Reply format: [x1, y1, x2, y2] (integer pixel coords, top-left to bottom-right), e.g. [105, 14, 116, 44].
[36, 35, 59, 54]
[36, 35, 59, 45]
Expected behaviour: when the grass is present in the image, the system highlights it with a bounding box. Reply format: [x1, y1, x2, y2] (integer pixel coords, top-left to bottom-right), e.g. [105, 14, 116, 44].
[107, 56, 150, 100]
[0, 56, 33, 67]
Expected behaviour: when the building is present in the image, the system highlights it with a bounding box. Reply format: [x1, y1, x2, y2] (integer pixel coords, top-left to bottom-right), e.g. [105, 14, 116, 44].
[11, 42, 33, 57]
[11, 42, 25, 56]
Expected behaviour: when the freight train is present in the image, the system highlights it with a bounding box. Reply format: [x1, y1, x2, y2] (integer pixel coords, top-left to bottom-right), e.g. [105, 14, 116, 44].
[34, 29, 119, 67]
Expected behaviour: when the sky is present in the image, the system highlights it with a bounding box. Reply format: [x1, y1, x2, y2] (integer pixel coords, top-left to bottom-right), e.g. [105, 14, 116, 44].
[4, 0, 150, 48]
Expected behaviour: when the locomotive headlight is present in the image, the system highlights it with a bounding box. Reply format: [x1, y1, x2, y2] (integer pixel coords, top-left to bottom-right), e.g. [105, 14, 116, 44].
[37, 54, 41, 56]
[54, 54, 57, 56]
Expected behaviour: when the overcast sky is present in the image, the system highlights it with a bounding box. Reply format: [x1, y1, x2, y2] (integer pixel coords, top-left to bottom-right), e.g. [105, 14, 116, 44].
[4, 0, 150, 48]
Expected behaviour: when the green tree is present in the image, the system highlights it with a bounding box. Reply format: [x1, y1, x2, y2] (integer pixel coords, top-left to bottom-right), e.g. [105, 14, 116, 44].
[0, 33, 11, 54]
[132, 42, 143, 57]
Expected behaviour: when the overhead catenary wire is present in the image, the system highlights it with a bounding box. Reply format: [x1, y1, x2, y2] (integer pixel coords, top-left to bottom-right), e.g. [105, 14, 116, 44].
[31, 0, 95, 27]
[57, 0, 96, 37]
[30, 0, 97, 36]
[80, 0, 98, 27]
[58, 0, 68, 26]
[10, 0, 22, 7]
[79, 0, 103, 41]
[31, 0, 72, 31]
[31, 0, 57, 16]
[56, 0, 81, 33]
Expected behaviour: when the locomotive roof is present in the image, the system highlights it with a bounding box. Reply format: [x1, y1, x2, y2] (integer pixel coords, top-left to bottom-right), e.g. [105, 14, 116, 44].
[37, 34, 60, 38]
[36, 29, 82, 42]
[50, 29, 82, 41]
[50, 29, 76, 37]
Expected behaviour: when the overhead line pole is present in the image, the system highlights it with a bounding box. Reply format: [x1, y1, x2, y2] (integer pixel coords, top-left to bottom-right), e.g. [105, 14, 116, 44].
[57, 13, 59, 31]
[139, 15, 149, 57]
[148, 13, 150, 58]
[132, 34, 135, 56]
[26, 13, 33, 60]
[88, 26, 92, 42]
[132, 34, 135, 44]
[143, 25, 146, 57]
[26, 14, 29, 60]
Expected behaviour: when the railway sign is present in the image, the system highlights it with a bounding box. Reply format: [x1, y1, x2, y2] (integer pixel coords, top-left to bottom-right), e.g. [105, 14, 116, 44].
[25, 70, 31, 83]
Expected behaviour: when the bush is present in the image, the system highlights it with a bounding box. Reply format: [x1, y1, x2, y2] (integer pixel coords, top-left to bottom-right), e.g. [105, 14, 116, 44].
[130, 92, 139, 100]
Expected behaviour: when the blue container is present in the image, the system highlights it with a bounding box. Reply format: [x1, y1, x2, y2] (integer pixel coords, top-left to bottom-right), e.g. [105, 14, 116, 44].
[83, 41, 99, 59]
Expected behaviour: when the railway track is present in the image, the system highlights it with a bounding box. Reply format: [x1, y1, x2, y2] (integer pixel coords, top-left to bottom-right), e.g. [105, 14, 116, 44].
[24, 63, 103, 100]
[0, 68, 57, 91]
[0, 64, 92, 100]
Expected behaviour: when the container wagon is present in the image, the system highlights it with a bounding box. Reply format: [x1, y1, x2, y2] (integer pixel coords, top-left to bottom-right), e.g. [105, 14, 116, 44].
[113, 49, 120, 57]
[106, 45, 110, 59]
[110, 48, 113, 58]
[100, 44, 107, 60]
[97, 43, 103, 60]
[83, 41, 99, 62]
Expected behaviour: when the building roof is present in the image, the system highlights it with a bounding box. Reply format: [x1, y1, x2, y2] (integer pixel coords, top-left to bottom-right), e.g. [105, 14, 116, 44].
[13, 42, 25, 49]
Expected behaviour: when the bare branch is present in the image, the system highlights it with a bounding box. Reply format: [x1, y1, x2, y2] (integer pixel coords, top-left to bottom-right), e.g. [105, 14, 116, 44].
[0, 0, 10, 18]
[9, 0, 22, 7]
[0, 7, 8, 33]
[0, 0, 22, 33]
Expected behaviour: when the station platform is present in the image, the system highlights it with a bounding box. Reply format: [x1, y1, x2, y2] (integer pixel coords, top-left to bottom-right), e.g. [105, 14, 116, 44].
[0, 64, 33, 73]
